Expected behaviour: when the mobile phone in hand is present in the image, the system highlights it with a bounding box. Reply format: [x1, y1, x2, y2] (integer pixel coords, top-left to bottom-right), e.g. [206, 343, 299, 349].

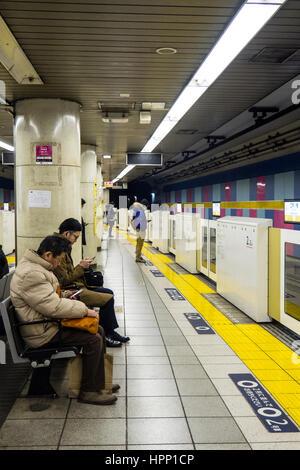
[69, 288, 83, 299]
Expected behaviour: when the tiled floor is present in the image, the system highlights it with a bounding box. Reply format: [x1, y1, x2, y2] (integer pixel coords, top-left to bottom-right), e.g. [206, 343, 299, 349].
[1, 230, 300, 450]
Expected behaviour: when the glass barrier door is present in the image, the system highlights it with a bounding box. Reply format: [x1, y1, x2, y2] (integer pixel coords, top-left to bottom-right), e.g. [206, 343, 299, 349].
[280, 229, 300, 336]
[199, 219, 209, 276]
[208, 220, 217, 282]
[284, 242, 300, 321]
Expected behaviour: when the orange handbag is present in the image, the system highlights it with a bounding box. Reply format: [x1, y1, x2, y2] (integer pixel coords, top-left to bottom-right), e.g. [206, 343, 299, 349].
[57, 284, 99, 334]
[61, 316, 99, 334]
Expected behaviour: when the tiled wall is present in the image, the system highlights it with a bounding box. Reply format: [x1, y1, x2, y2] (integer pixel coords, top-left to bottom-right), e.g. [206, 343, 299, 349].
[163, 169, 300, 231]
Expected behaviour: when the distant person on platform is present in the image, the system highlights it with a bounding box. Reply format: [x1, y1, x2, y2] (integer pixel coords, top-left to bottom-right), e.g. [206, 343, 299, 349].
[106, 202, 116, 237]
[81, 198, 87, 257]
[130, 199, 149, 263]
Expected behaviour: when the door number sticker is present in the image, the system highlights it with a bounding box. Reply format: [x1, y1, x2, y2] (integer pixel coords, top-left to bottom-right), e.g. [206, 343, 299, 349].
[229, 374, 299, 433]
[184, 313, 215, 335]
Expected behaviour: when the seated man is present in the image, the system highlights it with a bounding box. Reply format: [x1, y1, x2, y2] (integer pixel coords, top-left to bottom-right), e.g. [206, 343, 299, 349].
[10, 235, 117, 406]
[53, 218, 129, 346]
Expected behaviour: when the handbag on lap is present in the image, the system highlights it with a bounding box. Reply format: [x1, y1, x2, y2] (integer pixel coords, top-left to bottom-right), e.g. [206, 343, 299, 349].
[61, 316, 99, 334]
[84, 268, 104, 288]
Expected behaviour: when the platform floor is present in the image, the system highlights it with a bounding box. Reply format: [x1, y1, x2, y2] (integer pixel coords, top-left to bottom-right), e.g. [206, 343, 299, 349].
[1, 228, 300, 450]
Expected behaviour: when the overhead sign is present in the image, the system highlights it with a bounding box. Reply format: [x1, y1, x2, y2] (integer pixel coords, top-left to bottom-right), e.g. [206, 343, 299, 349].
[126, 152, 163, 166]
[229, 373, 299, 433]
[1, 151, 14, 165]
[104, 181, 113, 187]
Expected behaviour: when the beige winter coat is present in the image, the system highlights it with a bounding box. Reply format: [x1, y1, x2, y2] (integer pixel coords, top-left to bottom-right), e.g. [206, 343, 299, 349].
[10, 249, 88, 348]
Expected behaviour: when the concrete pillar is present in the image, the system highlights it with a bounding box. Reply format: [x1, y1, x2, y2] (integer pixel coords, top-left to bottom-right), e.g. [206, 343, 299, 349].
[14, 98, 82, 264]
[81, 144, 97, 258]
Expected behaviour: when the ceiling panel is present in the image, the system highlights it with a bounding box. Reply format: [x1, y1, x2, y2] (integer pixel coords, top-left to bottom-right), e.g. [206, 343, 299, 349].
[0, 0, 299, 184]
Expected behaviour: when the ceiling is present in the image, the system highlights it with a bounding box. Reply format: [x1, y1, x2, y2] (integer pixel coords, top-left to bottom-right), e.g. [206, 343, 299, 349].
[0, 0, 300, 189]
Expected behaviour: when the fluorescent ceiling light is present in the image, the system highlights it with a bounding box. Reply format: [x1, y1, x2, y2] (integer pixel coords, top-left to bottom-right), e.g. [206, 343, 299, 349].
[142, 102, 165, 110]
[141, 0, 287, 153]
[102, 116, 128, 123]
[0, 16, 43, 85]
[103, 154, 111, 159]
[112, 164, 136, 183]
[0, 140, 14, 151]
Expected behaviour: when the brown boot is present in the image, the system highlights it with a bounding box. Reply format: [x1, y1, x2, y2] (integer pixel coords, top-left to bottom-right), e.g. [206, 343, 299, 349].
[78, 391, 117, 405]
[99, 384, 120, 394]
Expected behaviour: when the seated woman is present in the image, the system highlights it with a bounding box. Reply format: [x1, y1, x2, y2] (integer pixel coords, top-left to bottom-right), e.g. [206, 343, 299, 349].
[53, 218, 130, 347]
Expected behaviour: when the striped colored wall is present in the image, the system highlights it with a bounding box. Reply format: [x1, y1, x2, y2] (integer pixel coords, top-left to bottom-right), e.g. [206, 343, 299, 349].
[163, 169, 300, 231]
[0, 176, 14, 210]
[0, 188, 14, 210]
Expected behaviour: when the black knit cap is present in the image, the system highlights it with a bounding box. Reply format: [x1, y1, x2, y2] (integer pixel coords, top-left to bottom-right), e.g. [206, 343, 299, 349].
[59, 218, 82, 234]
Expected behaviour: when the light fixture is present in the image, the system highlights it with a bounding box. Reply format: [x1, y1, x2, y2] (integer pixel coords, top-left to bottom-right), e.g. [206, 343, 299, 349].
[0, 15, 43, 84]
[102, 113, 128, 123]
[112, 164, 136, 183]
[140, 111, 151, 124]
[0, 140, 14, 151]
[141, 0, 287, 153]
[156, 47, 177, 55]
[103, 154, 111, 159]
[142, 102, 165, 111]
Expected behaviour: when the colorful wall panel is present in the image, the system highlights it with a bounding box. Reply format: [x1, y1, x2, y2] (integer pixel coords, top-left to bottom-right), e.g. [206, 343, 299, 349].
[163, 154, 300, 231]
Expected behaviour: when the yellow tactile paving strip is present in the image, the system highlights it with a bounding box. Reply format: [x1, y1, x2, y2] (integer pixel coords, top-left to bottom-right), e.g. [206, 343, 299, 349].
[6, 255, 15, 265]
[118, 229, 300, 427]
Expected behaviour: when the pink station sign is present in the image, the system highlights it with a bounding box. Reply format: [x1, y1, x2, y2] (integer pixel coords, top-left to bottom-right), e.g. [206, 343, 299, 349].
[36, 145, 53, 164]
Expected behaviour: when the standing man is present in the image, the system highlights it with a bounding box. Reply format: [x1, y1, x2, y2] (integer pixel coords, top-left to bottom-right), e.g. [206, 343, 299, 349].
[130, 199, 149, 263]
[106, 202, 116, 238]
[81, 198, 87, 257]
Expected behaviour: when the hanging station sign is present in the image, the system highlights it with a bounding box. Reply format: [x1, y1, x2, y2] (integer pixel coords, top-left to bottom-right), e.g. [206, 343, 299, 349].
[126, 152, 163, 166]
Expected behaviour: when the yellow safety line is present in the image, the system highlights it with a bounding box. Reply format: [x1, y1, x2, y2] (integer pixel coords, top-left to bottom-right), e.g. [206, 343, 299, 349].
[119, 229, 300, 427]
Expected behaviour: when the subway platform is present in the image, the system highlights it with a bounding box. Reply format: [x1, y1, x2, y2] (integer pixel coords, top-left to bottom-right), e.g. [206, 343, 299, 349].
[1, 228, 300, 450]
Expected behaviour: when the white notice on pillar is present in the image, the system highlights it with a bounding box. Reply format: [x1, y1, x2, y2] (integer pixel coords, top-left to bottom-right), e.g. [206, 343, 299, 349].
[28, 190, 51, 208]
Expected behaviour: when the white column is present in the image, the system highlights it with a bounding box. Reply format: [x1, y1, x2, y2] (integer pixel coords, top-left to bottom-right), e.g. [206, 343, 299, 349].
[14, 98, 82, 264]
[81, 144, 97, 258]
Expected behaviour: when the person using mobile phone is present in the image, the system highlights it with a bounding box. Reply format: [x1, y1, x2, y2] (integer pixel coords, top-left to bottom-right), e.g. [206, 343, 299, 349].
[53, 218, 130, 347]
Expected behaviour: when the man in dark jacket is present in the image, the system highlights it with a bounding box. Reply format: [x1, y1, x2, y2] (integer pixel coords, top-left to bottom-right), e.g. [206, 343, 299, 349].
[0, 245, 9, 279]
[53, 218, 129, 346]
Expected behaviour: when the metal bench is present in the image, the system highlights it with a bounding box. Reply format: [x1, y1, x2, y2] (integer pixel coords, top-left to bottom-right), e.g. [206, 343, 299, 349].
[0, 271, 14, 302]
[0, 297, 80, 398]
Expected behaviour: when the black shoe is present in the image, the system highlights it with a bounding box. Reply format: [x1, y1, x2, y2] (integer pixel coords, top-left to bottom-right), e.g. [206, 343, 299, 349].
[106, 336, 122, 347]
[110, 331, 130, 343]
